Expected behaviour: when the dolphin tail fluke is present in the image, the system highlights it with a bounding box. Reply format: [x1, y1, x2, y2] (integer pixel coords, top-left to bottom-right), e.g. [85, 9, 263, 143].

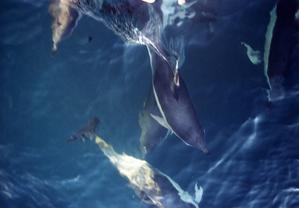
[68, 117, 117, 160]
[67, 117, 100, 143]
[194, 183, 203, 204]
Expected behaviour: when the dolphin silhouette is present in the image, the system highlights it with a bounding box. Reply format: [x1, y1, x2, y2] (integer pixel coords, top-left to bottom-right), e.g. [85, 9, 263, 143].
[148, 47, 208, 153]
[49, 0, 81, 52]
[70, 118, 203, 208]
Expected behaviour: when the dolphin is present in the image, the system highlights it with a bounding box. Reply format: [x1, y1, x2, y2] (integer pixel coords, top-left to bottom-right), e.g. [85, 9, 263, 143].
[49, 0, 81, 52]
[70, 118, 203, 208]
[148, 47, 208, 154]
[139, 89, 168, 155]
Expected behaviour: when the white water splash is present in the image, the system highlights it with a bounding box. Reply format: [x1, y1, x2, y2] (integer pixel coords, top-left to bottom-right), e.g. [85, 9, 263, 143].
[161, 0, 196, 27]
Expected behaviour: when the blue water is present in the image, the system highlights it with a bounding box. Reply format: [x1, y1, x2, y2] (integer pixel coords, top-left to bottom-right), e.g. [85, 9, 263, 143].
[1, 0, 299, 207]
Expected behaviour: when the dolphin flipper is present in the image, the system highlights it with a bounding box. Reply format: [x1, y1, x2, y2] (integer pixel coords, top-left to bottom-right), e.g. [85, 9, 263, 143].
[67, 117, 100, 142]
[150, 114, 171, 130]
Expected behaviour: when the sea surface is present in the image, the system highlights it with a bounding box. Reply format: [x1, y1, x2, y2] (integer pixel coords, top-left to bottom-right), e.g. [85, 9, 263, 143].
[0, 0, 299, 208]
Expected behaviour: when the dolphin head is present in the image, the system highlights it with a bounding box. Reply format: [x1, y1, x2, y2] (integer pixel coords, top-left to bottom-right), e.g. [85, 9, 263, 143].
[185, 129, 208, 154]
[49, 0, 80, 52]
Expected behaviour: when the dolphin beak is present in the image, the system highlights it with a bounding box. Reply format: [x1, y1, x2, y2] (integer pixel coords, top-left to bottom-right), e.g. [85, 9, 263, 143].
[197, 141, 209, 154]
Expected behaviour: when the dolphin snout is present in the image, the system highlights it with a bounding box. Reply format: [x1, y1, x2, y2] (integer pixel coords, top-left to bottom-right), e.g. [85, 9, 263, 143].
[198, 143, 209, 154]
[196, 137, 209, 154]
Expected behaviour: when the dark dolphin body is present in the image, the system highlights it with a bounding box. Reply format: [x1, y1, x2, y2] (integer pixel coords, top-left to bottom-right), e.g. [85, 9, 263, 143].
[268, 0, 299, 88]
[70, 118, 203, 208]
[148, 47, 208, 153]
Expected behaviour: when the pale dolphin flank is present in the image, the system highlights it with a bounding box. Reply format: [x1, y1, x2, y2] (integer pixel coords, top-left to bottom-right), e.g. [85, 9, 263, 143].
[148, 47, 208, 154]
[71, 118, 203, 208]
[264, 4, 277, 88]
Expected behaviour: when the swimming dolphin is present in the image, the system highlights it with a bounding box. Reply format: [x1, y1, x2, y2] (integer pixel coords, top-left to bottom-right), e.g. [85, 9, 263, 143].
[49, 0, 81, 52]
[148, 47, 208, 154]
[70, 118, 203, 208]
[139, 89, 168, 155]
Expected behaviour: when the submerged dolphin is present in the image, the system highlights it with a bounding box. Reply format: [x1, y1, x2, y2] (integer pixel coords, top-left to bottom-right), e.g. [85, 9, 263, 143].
[139, 89, 168, 155]
[148, 47, 208, 154]
[49, 0, 81, 52]
[70, 118, 203, 208]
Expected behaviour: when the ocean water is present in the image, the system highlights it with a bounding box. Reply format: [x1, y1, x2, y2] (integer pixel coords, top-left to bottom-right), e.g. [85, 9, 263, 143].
[0, 0, 299, 208]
